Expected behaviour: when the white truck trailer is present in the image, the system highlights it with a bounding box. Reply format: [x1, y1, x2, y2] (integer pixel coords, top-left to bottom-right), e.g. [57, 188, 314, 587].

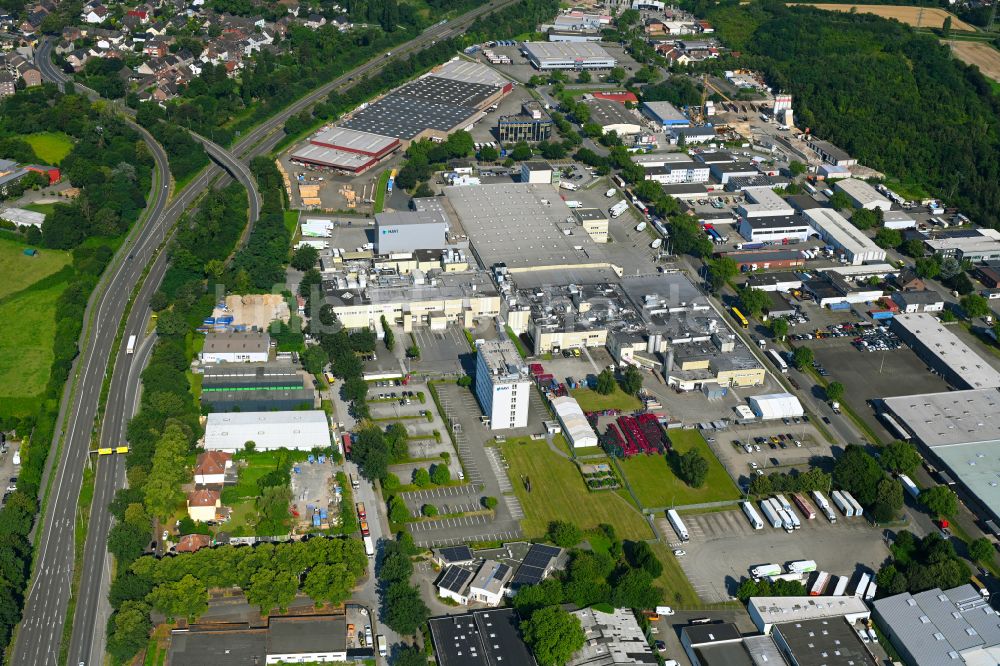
[831, 490, 854, 517]
[610, 200, 629, 218]
[810, 572, 832, 596]
[752, 563, 783, 579]
[667, 509, 689, 541]
[742, 501, 764, 530]
[760, 499, 782, 529]
[788, 560, 817, 574]
[842, 490, 864, 517]
[811, 490, 837, 523]
[898, 473, 920, 500]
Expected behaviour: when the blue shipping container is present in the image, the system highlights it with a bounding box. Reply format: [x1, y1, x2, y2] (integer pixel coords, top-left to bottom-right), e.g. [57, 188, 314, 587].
[871, 311, 894, 320]
[312, 514, 321, 527]
[203, 318, 216, 325]
[218, 315, 235, 323]
[829, 301, 851, 311]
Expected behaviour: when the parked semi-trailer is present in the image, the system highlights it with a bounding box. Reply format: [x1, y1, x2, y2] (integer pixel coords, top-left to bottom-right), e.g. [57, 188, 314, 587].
[775, 495, 801, 529]
[752, 563, 783, 579]
[792, 493, 817, 520]
[831, 490, 854, 517]
[126, 334, 137, 355]
[842, 490, 864, 517]
[760, 499, 782, 529]
[777, 508, 794, 533]
[899, 473, 920, 500]
[788, 560, 817, 574]
[742, 501, 764, 530]
[831, 575, 850, 596]
[810, 571, 832, 596]
[667, 509, 689, 542]
[610, 200, 629, 218]
[852, 572, 871, 598]
[811, 490, 837, 523]
[864, 581, 877, 600]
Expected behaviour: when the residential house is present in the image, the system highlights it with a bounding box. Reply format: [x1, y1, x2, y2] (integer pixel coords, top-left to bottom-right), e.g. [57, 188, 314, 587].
[893, 268, 926, 292]
[0, 72, 15, 97]
[304, 13, 325, 28]
[187, 488, 221, 522]
[126, 7, 151, 24]
[175, 533, 213, 553]
[83, 4, 108, 23]
[144, 39, 167, 57]
[194, 451, 233, 485]
[891, 290, 945, 314]
[14, 59, 41, 87]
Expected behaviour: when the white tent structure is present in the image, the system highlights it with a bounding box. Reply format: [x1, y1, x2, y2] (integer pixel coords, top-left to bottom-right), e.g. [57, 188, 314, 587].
[550, 396, 598, 448]
[747, 393, 804, 420]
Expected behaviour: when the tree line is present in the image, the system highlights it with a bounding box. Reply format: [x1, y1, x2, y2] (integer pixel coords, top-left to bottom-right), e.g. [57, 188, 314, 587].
[705, 3, 1000, 229]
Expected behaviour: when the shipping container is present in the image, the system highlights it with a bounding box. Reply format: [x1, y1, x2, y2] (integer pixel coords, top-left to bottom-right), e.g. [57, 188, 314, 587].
[788, 560, 817, 574]
[751, 563, 783, 579]
[898, 473, 920, 500]
[760, 499, 782, 529]
[741, 501, 764, 530]
[810, 571, 831, 596]
[667, 509, 689, 542]
[842, 490, 864, 518]
[831, 490, 854, 517]
[792, 493, 816, 520]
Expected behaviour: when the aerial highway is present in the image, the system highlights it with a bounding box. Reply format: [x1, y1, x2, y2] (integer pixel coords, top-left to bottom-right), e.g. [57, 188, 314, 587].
[18, 3, 517, 662]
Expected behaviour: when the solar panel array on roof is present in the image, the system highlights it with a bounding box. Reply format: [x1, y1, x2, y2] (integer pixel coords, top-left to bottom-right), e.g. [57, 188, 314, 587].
[438, 566, 474, 594]
[438, 545, 474, 563]
[511, 543, 560, 586]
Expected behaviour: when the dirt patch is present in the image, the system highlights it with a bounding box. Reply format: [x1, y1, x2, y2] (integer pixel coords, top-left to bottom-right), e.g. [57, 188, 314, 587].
[792, 4, 977, 30]
[945, 40, 1000, 81]
[213, 294, 291, 329]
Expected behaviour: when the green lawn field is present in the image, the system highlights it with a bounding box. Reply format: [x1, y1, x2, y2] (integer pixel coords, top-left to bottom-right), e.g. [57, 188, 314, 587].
[374, 170, 390, 213]
[570, 386, 642, 412]
[23, 202, 57, 217]
[0, 280, 67, 411]
[618, 430, 741, 508]
[23, 131, 74, 164]
[501, 437, 652, 540]
[0, 237, 71, 300]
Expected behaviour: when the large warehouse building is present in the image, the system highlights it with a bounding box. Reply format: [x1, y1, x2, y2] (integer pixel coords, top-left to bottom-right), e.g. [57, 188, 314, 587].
[889, 312, 1000, 390]
[522, 41, 617, 70]
[641, 101, 689, 127]
[803, 207, 887, 265]
[834, 178, 891, 211]
[375, 206, 449, 253]
[203, 410, 332, 451]
[882, 388, 1000, 525]
[290, 127, 400, 175]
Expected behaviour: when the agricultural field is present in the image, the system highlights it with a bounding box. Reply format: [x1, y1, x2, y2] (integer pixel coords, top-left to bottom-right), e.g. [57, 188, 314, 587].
[617, 430, 741, 508]
[501, 438, 653, 540]
[945, 40, 1000, 82]
[791, 4, 976, 30]
[23, 131, 74, 164]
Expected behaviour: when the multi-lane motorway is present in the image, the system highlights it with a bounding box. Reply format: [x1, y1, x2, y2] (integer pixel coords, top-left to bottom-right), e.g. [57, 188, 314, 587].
[16, 4, 514, 664]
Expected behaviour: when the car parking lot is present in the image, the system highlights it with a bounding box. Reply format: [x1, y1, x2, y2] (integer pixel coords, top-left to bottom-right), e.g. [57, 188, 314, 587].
[661, 508, 889, 603]
[712, 421, 830, 488]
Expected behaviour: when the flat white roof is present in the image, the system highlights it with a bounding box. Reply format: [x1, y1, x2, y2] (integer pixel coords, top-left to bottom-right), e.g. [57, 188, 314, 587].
[925, 229, 1000, 255]
[883, 388, 1000, 448]
[892, 312, 1000, 389]
[738, 186, 794, 217]
[522, 41, 614, 61]
[834, 178, 889, 207]
[204, 410, 331, 450]
[433, 58, 510, 87]
[291, 143, 374, 170]
[750, 595, 870, 627]
[0, 207, 45, 227]
[641, 100, 686, 122]
[311, 126, 398, 155]
[803, 207, 885, 260]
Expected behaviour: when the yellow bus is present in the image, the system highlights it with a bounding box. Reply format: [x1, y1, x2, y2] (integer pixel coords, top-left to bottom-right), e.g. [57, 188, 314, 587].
[730, 306, 749, 329]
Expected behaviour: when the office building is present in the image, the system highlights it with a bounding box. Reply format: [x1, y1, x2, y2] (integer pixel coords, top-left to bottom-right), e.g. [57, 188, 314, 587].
[199, 330, 270, 364]
[574, 208, 609, 243]
[522, 41, 616, 70]
[643, 161, 710, 184]
[803, 208, 887, 265]
[890, 313, 1000, 389]
[890, 290, 945, 313]
[474, 339, 531, 430]
[521, 161, 553, 184]
[203, 410, 332, 451]
[467, 560, 513, 606]
[429, 609, 537, 666]
[738, 215, 811, 243]
[872, 585, 1000, 666]
[834, 178, 891, 211]
[498, 101, 553, 142]
[375, 207, 449, 253]
[710, 161, 760, 185]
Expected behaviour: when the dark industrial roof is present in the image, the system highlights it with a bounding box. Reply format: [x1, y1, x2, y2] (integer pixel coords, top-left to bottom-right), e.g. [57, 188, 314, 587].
[169, 627, 267, 666]
[430, 608, 537, 666]
[682, 622, 742, 646]
[399, 75, 499, 107]
[510, 543, 561, 586]
[266, 616, 347, 655]
[342, 94, 480, 140]
[773, 618, 876, 665]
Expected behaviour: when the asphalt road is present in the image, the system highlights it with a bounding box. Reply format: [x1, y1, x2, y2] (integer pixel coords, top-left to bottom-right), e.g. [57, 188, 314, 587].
[18, 4, 517, 664]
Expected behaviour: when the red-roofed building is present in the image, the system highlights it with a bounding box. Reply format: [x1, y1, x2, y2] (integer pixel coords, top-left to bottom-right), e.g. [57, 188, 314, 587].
[591, 91, 638, 104]
[187, 488, 221, 522]
[25, 165, 60, 184]
[194, 451, 233, 485]
[175, 533, 212, 553]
